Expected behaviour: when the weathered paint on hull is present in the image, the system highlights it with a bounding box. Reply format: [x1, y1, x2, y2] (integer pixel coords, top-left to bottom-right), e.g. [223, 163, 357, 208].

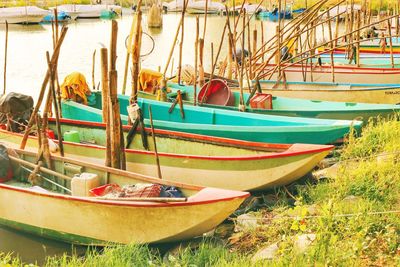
[0, 185, 245, 245]
[61, 96, 361, 145]
[256, 82, 400, 104]
[0, 126, 333, 191]
[0, 149, 249, 245]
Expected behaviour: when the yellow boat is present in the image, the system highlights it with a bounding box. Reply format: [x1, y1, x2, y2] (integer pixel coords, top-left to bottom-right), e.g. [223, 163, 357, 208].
[0, 146, 249, 245]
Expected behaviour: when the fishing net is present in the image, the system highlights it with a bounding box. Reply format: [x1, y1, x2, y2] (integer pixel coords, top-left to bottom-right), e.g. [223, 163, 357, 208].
[0, 144, 12, 182]
[0, 92, 33, 132]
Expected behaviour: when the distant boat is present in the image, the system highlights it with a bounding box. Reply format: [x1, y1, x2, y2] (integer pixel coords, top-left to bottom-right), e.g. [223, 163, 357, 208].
[41, 10, 72, 23]
[163, 0, 193, 12]
[187, 0, 224, 14]
[0, 6, 48, 24]
[258, 9, 293, 20]
[318, 52, 400, 68]
[55, 4, 121, 19]
[0, 146, 249, 245]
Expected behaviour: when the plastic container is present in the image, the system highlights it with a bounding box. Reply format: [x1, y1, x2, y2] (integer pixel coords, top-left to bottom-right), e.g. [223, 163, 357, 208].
[64, 130, 80, 143]
[197, 79, 235, 106]
[249, 93, 273, 110]
[71, 173, 100, 197]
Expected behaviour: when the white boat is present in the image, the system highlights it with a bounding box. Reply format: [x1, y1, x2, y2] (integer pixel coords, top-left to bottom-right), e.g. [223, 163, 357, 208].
[187, 0, 224, 14]
[0, 6, 48, 24]
[163, 0, 193, 12]
[55, 4, 122, 19]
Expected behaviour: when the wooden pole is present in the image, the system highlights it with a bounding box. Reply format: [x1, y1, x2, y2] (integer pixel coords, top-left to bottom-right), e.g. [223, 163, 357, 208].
[194, 16, 199, 106]
[131, 6, 143, 101]
[100, 48, 111, 167]
[177, 0, 187, 84]
[46, 52, 64, 157]
[199, 38, 205, 86]
[3, 21, 7, 95]
[327, 10, 335, 83]
[92, 49, 96, 90]
[20, 27, 68, 150]
[109, 20, 124, 170]
[356, 10, 361, 67]
[122, 52, 130, 95]
[388, 19, 394, 68]
[148, 105, 162, 179]
[202, 0, 209, 40]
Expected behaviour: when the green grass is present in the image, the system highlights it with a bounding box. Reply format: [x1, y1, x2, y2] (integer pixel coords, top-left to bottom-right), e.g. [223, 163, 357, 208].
[2, 117, 400, 266]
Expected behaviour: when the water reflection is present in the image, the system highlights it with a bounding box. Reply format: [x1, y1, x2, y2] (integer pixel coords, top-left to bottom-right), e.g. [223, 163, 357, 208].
[0, 226, 87, 265]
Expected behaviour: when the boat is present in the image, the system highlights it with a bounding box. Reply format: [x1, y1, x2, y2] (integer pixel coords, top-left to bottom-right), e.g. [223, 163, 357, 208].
[139, 82, 400, 123]
[0, 145, 249, 245]
[256, 63, 400, 84]
[328, 37, 400, 54]
[257, 9, 293, 20]
[41, 11, 72, 23]
[0, 6, 48, 24]
[55, 4, 121, 19]
[61, 94, 362, 145]
[318, 53, 400, 68]
[187, 0, 224, 14]
[253, 80, 400, 104]
[0, 118, 334, 191]
[163, 0, 193, 12]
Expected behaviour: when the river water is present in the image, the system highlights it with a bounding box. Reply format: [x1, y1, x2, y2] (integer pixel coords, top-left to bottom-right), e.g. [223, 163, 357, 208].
[0, 11, 278, 264]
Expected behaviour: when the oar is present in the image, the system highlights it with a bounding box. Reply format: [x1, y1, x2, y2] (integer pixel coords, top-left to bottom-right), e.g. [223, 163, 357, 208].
[95, 196, 187, 202]
[9, 155, 72, 181]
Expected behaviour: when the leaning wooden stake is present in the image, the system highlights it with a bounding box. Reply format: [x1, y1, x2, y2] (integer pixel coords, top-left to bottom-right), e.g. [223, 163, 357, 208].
[3, 21, 7, 95]
[177, 0, 187, 84]
[46, 51, 64, 157]
[388, 19, 395, 68]
[20, 27, 68, 150]
[148, 105, 162, 179]
[100, 47, 111, 167]
[199, 38, 205, 86]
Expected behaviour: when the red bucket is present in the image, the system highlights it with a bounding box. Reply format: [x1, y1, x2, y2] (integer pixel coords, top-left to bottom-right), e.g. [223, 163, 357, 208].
[197, 79, 235, 106]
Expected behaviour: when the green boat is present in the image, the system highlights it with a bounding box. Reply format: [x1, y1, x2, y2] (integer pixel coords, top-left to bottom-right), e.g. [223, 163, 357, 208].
[143, 83, 400, 123]
[61, 93, 363, 144]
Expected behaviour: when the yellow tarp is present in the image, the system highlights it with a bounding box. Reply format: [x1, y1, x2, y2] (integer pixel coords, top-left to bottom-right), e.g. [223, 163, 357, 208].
[139, 69, 163, 93]
[61, 72, 91, 105]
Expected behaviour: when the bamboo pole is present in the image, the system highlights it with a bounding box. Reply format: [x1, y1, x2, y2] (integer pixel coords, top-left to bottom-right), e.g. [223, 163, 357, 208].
[20, 27, 68, 150]
[122, 52, 130, 95]
[109, 20, 124, 170]
[92, 49, 96, 90]
[131, 5, 143, 101]
[194, 16, 199, 106]
[177, 0, 186, 84]
[100, 48, 111, 167]
[202, 0, 209, 40]
[356, 10, 361, 67]
[388, 19, 394, 68]
[148, 105, 162, 179]
[46, 52, 64, 157]
[9, 156, 72, 181]
[3, 21, 7, 95]
[199, 38, 205, 86]
[327, 10, 335, 83]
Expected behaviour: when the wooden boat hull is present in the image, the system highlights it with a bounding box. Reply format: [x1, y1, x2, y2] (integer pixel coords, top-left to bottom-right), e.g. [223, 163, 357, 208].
[0, 149, 248, 245]
[0, 120, 333, 191]
[319, 53, 400, 68]
[263, 64, 400, 84]
[0, 6, 47, 24]
[61, 95, 362, 144]
[256, 81, 400, 104]
[157, 83, 400, 123]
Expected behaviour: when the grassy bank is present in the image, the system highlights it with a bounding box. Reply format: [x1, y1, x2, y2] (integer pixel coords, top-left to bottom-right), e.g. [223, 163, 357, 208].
[2, 117, 400, 266]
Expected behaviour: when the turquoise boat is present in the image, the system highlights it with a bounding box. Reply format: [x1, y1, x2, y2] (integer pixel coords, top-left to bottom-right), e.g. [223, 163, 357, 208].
[61, 93, 363, 144]
[318, 53, 400, 68]
[152, 83, 400, 123]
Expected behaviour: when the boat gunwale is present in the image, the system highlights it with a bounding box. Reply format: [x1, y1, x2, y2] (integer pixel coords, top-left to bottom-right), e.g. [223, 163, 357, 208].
[39, 118, 335, 161]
